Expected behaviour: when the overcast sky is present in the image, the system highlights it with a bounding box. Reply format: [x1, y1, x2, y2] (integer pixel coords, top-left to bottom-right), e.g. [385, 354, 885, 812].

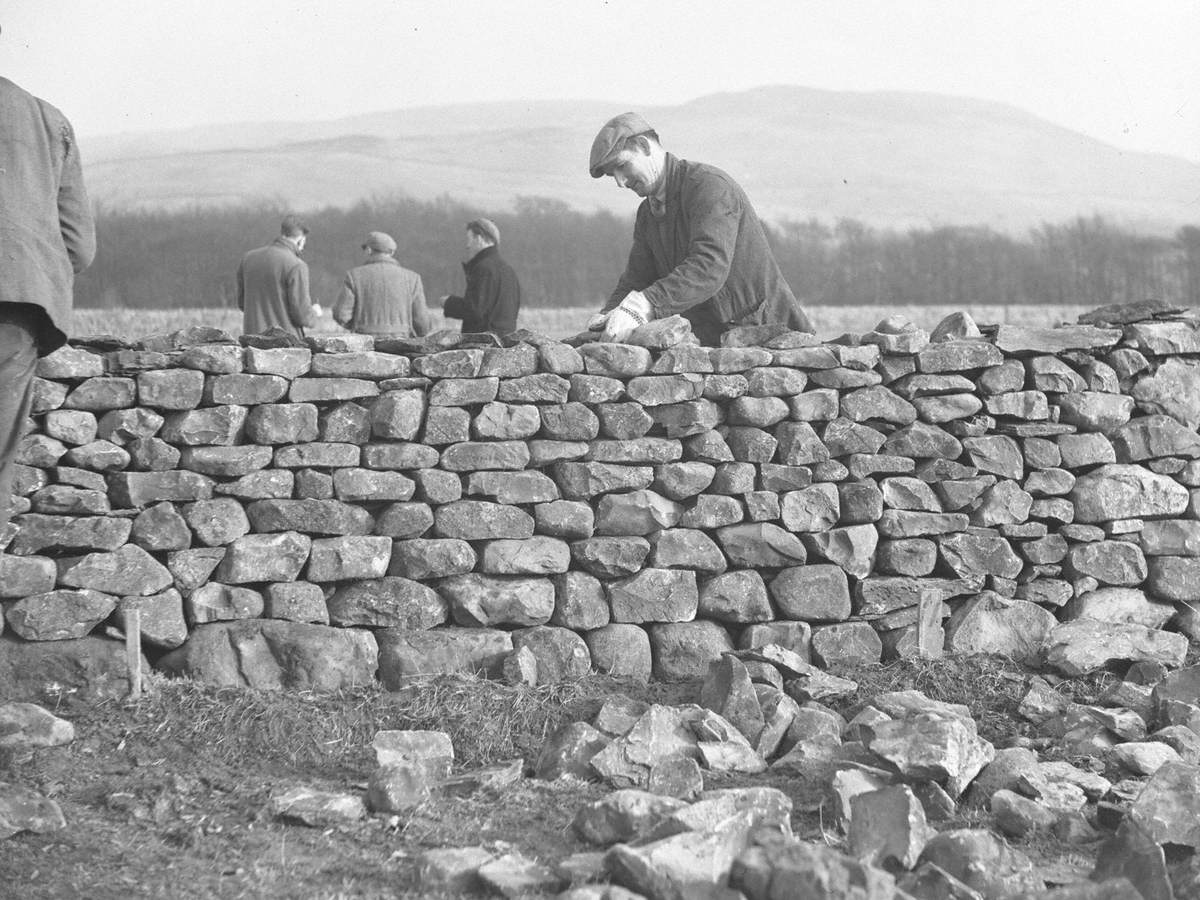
[4, 0, 1198, 162]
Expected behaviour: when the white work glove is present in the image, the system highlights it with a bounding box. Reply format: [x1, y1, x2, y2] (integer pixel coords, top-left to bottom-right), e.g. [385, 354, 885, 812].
[601, 291, 653, 343]
[586, 310, 610, 331]
[311, 303, 324, 318]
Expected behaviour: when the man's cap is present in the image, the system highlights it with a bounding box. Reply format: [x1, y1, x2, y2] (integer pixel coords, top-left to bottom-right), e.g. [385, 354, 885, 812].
[362, 231, 397, 253]
[589, 112, 654, 178]
[468, 218, 500, 245]
[280, 214, 310, 236]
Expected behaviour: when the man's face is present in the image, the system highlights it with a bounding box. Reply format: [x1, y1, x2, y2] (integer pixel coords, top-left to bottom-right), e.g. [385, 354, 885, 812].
[606, 144, 659, 197]
[463, 229, 492, 260]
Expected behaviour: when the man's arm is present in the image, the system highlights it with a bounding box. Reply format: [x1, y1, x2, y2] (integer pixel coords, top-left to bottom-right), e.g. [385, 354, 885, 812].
[56, 120, 96, 274]
[606, 211, 658, 312]
[235, 261, 245, 311]
[641, 175, 738, 317]
[442, 294, 465, 320]
[411, 278, 432, 337]
[286, 263, 316, 329]
[458, 270, 496, 333]
[331, 276, 356, 327]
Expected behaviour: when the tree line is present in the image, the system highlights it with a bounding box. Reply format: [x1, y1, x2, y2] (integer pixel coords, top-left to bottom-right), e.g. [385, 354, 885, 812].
[75, 195, 1200, 311]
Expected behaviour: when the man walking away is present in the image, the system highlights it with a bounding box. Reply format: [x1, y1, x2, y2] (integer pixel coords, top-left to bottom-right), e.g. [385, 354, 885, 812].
[333, 231, 432, 338]
[0, 70, 96, 545]
[237, 214, 318, 337]
[442, 218, 521, 337]
[586, 112, 814, 345]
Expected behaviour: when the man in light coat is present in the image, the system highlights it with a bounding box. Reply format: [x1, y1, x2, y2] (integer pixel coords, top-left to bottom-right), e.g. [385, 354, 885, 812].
[237, 215, 318, 337]
[333, 231, 432, 338]
[0, 72, 96, 545]
[587, 112, 814, 345]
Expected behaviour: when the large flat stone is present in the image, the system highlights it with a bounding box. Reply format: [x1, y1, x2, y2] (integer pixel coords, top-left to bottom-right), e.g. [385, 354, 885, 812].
[0, 635, 142, 702]
[1071, 464, 1190, 523]
[442, 574, 555, 627]
[376, 627, 513, 687]
[1043, 619, 1189, 676]
[158, 620, 378, 691]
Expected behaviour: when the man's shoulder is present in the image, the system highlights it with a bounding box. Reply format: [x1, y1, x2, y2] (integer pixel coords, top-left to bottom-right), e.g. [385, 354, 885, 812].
[485, 257, 520, 286]
[676, 157, 741, 193]
[352, 260, 419, 282]
[0, 77, 71, 133]
[0, 77, 37, 111]
[488, 253, 517, 275]
[374, 260, 420, 278]
[241, 244, 274, 263]
[672, 157, 750, 215]
[243, 242, 303, 268]
[474, 252, 506, 273]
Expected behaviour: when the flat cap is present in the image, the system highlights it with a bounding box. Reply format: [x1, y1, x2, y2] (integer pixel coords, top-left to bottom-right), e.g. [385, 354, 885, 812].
[589, 112, 654, 178]
[362, 231, 397, 253]
[468, 218, 500, 245]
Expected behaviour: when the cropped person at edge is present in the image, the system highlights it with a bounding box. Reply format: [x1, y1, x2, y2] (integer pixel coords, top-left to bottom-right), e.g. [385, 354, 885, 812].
[0, 50, 97, 548]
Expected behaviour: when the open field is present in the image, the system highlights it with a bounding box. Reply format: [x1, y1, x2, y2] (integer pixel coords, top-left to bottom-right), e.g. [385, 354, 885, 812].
[71, 303, 1102, 343]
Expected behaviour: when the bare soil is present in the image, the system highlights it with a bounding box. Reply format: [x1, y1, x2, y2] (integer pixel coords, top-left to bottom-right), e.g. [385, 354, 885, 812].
[0, 656, 1148, 899]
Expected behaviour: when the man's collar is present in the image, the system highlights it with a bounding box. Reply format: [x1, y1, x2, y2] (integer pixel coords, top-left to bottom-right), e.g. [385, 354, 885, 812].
[273, 236, 302, 256]
[463, 244, 498, 269]
[647, 153, 676, 218]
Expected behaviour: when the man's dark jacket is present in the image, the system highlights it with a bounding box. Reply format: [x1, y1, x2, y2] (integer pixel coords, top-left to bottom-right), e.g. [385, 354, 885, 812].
[444, 245, 521, 336]
[605, 153, 813, 345]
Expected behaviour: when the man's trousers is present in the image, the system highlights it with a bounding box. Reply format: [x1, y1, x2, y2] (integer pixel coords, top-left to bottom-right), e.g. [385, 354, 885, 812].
[0, 307, 38, 546]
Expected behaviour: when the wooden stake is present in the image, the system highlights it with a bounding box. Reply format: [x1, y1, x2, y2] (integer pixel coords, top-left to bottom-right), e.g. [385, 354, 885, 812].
[125, 607, 142, 699]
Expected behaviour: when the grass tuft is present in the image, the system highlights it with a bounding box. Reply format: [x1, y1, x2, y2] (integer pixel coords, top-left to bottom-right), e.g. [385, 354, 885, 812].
[90, 672, 650, 775]
[830, 654, 1033, 742]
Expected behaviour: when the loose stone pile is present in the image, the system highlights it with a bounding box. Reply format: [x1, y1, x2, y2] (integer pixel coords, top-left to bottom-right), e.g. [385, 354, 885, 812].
[11, 652, 1195, 896]
[1, 301, 1199, 698]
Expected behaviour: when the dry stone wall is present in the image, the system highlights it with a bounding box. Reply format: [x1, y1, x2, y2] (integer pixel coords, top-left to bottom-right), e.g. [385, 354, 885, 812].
[2, 304, 1199, 696]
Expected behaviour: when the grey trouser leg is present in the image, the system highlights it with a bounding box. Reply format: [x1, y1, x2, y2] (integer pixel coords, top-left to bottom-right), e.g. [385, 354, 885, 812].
[0, 312, 38, 542]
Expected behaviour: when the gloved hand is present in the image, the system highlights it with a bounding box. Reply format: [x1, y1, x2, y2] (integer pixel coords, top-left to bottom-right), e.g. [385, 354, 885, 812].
[311, 303, 324, 318]
[601, 291, 653, 343]
[586, 311, 610, 331]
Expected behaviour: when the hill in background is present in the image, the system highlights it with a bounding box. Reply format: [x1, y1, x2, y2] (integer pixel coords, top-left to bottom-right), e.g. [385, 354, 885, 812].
[84, 85, 1200, 235]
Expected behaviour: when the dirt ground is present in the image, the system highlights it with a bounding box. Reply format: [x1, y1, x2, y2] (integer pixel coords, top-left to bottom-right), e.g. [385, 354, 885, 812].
[0, 656, 1156, 899]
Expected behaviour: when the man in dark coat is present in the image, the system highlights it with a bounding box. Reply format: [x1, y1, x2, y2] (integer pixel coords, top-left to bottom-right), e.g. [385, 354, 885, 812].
[333, 231, 432, 337]
[442, 218, 521, 336]
[237, 215, 318, 337]
[0, 73, 96, 544]
[587, 112, 815, 345]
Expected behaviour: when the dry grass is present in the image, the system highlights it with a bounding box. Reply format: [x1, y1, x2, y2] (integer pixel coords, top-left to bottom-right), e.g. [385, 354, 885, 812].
[5, 673, 629, 900]
[105, 672, 640, 773]
[70, 302, 1100, 343]
[829, 653, 1124, 746]
[830, 654, 1034, 742]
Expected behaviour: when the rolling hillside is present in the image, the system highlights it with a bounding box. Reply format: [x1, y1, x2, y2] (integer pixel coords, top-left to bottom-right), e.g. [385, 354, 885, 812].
[83, 86, 1200, 234]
